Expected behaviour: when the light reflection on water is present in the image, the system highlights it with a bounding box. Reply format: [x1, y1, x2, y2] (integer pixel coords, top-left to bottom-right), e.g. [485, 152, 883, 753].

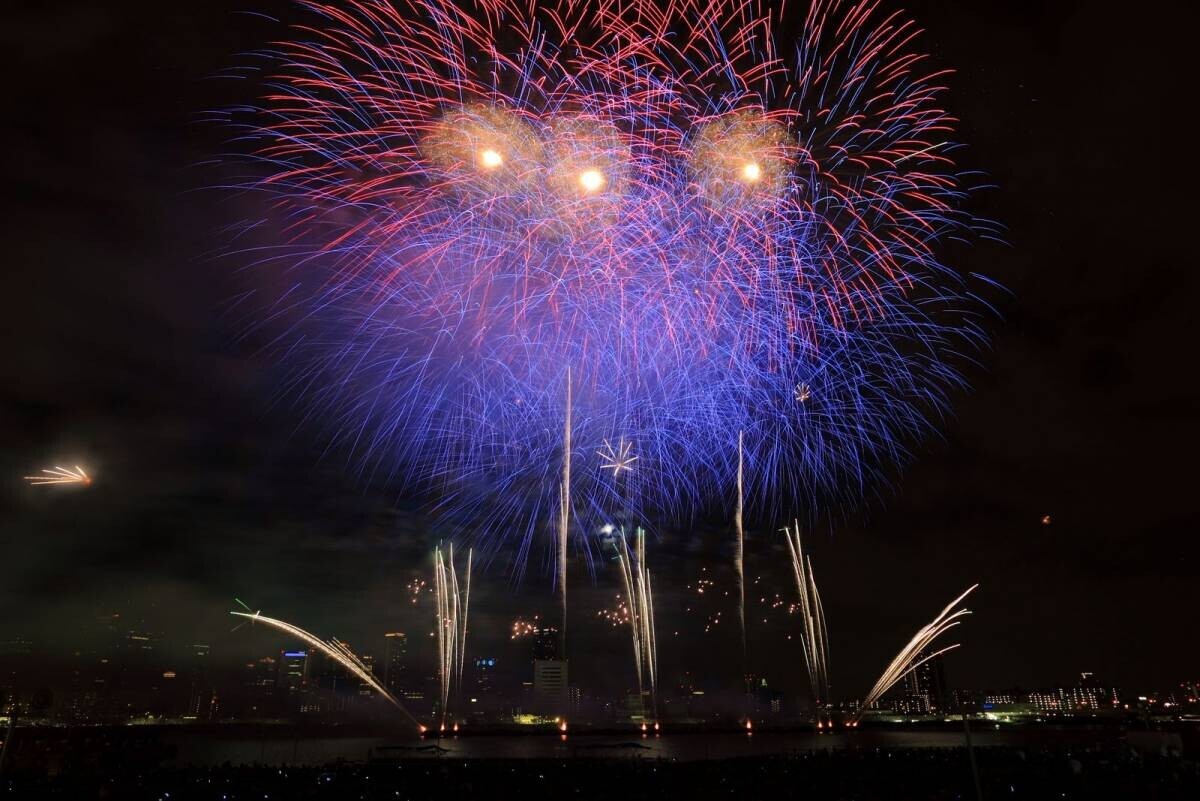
[166, 729, 1123, 766]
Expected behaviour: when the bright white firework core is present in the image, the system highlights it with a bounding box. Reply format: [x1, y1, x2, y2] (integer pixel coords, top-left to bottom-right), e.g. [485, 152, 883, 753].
[478, 148, 503, 169]
[578, 168, 605, 193]
[741, 162, 762, 182]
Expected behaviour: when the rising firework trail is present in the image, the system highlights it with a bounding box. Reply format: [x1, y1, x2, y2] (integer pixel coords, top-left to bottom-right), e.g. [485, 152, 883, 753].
[615, 528, 658, 720]
[433, 545, 472, 728]
[24, 466, 90, 486]
[558, 368, 571, 658]
[856, 584, 978, 721]
[232, 0, 997, 565]
[783, 522, 830, 707]
[230, 608, 421, 731]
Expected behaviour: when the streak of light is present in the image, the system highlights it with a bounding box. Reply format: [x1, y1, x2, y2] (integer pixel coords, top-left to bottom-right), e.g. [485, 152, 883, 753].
[434, 544, 472, 728]
[24, 465, 90, 486]
[615, 527, 657, 721]
[230, 609, 420, 730]
[783, 522, 831, 706]
[855, 584, 979, 721]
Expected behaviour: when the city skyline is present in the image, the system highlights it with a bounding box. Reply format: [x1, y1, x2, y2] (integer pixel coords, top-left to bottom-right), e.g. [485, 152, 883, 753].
[4, 614, 1195, 729]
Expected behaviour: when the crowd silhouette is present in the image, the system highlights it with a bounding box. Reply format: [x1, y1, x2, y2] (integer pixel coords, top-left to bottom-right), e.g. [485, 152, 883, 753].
[3, 744, 1197, 800]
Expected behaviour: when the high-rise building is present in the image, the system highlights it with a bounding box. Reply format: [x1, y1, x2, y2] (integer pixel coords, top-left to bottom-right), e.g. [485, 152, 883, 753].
[243, 656, 278, 717]
[474, 657, 498, 697]
[752, 677, 784, 717]
[278, 650, 309, 692]
[905, 650, 947, 711]
[1026, 674, 1119, 713]
[358, 654, 376, 697]
[531, 626, 560, 661]
[383, 632, 408, 697]
[106, 625, 169, 719]
[185, 643, 218, 721]
[533, 659, 568, 715]
[116, 628, 161, 690]
[0, 637, 33, 716]
[1067, 672, 1118, 710]
[895, 693, 930, 715]
[466, 657, 499, 713]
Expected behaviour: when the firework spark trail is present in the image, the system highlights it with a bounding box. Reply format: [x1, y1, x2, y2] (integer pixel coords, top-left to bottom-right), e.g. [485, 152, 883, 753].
[783, 521, 830, 707]
[615, 527, 658, 720]
[434, 545, 472, 727]
[234, 0, 997, 561]
[558, 368, 571, 657]
[24, 466, 90, 486]
[229, 609, 421, 731]
[856, 584, 978, 721]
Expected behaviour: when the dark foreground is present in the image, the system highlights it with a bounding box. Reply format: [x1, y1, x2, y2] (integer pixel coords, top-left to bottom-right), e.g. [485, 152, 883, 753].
[4, 746, 1198, 800]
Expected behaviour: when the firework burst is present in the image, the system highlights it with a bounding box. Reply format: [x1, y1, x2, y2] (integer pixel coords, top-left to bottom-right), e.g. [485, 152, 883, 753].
[231, 0, 995, 561]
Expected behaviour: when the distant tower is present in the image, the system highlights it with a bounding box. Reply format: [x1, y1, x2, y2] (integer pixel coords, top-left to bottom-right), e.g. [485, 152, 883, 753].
[471, 657, 498, 712]
[276, 649, 312, 713]
[473, 657, 497, 696]
[0, 637, 33, 716]
[185, 643, 218, 720]
[1072, 672, 1116, 709]
[383, 632, 408, 696]
[531, 625, 559, 661]
[277, 650, 309, 692]
[243, 656, 277, 717]
[530, 623, 567, 715]
[905, 651, 948, 711]
[534, 660, 568, 715]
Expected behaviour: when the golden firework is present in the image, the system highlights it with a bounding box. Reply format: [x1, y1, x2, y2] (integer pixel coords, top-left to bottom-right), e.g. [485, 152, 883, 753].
[24, 465, 91, 486]
[422, 105, 544, 192]
[689, 111, 794, 205]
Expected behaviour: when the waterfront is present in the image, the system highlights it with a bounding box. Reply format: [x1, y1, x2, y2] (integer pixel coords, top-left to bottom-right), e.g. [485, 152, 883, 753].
[5, 742, 1197, 800]
[160, 726, 1181, 765]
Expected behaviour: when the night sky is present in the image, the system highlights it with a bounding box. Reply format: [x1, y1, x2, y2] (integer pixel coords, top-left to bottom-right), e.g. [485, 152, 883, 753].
[2, 1, 1194, 701]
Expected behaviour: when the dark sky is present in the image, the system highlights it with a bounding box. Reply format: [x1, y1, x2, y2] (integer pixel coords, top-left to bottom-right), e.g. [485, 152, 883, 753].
[1, 1, 1194, 700]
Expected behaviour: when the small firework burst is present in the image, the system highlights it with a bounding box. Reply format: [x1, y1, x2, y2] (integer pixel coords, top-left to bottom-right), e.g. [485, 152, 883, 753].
[24, 465, 91, 486]
[598, 438, 638, 477]
[510, 616, 540, 640]
[597, 594, 632, 627]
